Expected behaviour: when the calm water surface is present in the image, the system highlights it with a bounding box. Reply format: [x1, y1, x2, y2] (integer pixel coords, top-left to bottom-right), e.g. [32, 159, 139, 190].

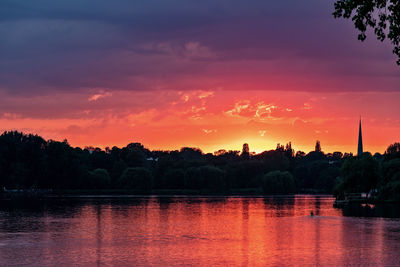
[1, 195, 400, 266]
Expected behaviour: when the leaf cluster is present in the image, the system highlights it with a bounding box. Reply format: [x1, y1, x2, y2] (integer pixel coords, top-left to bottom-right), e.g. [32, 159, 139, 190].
[333, 0, 400, 64]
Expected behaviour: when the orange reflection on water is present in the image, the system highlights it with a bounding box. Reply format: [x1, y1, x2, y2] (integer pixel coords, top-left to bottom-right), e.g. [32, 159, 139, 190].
[1, 196, 400, 266]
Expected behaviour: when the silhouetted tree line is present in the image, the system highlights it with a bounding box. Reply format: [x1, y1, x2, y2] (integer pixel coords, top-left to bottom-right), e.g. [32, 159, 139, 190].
[0, 131, 399, 198]
[334, 142, 400, 201]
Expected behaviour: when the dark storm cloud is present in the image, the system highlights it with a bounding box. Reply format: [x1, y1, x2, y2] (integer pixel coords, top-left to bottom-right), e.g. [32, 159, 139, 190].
[0, 0, 399, 94]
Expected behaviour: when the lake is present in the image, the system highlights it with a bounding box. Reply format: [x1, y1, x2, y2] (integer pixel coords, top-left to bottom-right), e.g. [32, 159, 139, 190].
[1, 195, 400, 266]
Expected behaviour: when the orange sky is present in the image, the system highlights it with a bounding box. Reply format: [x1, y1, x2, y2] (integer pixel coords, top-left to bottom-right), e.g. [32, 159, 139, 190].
[1, 89, 399, 154]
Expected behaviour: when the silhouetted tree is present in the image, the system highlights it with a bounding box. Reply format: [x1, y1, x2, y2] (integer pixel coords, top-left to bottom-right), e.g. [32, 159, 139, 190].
[118, 167, 153, 191]
[109, 160, 126, 185]
[241, 143, 250, 159]
[227, 160, 266, 188]
[263, 150, 290, 172]
[87, 169, 111, 189]
[214, 149, 227, 156]
[180, 147, 203, 161]
[0, 131, 48, 188]
[262, 171, 295, 194]
[332, 151, 344, 160]
[184, 165, 225, 191]
[295, 151, 306, 158]
[315, 166, 341, 193]
[284, 142, 294, 158]
[385, 142, 400, 159]
[340, 153, 379, 194]
[198, 165, 226, 191]
[315, 140, 321, 152]
[377, 180, 400, 201]
[213, 150, 240, 165]
[123, 146, 147, 167]
[343, 152, 353, 158]
[184, 167, 203, 189]
[306, 150, 325, 162]
[333, 0, 400, 64]
[45, 140, 81, 189]
[160, 169, 185, 189]
[381, 158, 400, 185]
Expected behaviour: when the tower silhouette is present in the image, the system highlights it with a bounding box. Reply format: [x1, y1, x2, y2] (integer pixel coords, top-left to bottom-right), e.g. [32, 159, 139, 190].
[357, 118, 363, 156]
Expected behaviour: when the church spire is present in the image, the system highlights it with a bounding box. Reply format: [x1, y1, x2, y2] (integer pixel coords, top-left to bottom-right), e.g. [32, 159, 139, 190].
[357, 117, 363, 156]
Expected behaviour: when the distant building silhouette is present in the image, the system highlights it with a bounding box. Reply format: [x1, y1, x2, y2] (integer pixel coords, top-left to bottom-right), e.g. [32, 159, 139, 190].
[357, 118, 363, 156]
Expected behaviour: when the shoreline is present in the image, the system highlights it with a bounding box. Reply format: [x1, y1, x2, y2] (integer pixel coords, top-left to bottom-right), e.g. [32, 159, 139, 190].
[2, 189, 399, 203]
[1, 189, 333, 199]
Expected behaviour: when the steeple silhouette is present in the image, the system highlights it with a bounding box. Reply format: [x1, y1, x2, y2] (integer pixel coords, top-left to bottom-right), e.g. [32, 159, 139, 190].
[357, 118, 363, 156]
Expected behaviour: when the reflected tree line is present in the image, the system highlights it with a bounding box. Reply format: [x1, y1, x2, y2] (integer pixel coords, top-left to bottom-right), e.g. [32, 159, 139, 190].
[0, 131, 399, 199]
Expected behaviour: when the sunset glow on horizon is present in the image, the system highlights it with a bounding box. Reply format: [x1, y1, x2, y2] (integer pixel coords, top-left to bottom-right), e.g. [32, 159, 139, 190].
[1, 0, 399, 154]
[1, 89, 399, 154]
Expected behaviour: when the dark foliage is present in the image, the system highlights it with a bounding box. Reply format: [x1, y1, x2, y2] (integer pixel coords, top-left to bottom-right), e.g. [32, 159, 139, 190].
[333, 0, 400, 64]
[340, 152, 380, 193]
[333, 149, 400, 200]
[119, 167, 153, 190]
[0, 131, 399, 199]
[262, 171, 295, 194]
[385, 142, 400, 159]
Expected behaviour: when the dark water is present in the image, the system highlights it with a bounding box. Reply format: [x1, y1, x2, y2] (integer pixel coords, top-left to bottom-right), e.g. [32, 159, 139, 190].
[1, 195, 400, 266]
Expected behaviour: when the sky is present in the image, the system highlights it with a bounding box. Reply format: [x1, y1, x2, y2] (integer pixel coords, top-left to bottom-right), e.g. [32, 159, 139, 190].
[0, 0, 399, 154]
